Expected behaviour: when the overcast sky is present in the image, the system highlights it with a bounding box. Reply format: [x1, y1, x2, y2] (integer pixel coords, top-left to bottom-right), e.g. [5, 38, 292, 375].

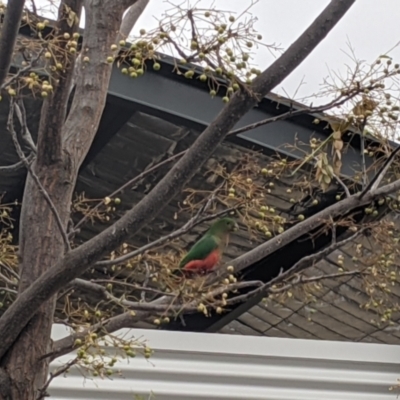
[32, 0, 400, 103]
[131, 0, 400, 103]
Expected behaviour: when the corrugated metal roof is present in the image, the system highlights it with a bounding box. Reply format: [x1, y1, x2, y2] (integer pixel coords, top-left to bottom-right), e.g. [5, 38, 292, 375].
[49, 326, 400, 400]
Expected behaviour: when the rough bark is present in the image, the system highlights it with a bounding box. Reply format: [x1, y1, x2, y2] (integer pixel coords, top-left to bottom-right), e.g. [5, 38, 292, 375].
[0, 0, 356, 367]
[0, 0, 127, 398]
[0, 164, 73, 400]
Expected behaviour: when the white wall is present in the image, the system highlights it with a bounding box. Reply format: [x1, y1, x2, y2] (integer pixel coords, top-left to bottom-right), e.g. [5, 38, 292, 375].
[49, 325, 400, 400]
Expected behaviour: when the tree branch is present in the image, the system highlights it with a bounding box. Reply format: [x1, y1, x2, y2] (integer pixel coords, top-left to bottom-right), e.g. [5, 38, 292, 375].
[15, 100, 37, 153]
[256, 227, 365, 289]
[62, 0, 126, 167]
[0, 48, 45, 91]
[119, 0, 150, 40]
[0, 261, 19, 281]
[7, 100, 71, 252]
[36, 357, 78, 400]
[332, 172, 351, 197]
[0, 270, 17, 286]
[0, 0, 357, 360]
[0, 155, 34, 174]
[36, 0, 83, 166]
[225, 270, 365, 306]
[71, 152, 183, 235]
[0, 0, 25, 87]
[0, 367, 11, 399]
[70, 0, 149, 96]
[359, 145, 400, 200]
[90, 278, 172, 297]
[48, 280, 262, 360]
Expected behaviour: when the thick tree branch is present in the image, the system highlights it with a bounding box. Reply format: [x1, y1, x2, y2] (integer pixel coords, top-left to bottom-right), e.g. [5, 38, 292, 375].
[70, 0, 149, 95]
[0, 0, 25, 87]
[0, 367, 11, 399]
[245, 227, 365, 290]
[0, 0, 356, 360]
[119, 0, 150, 40]
[63, 0, 126, 169]
[7, 100, 71, 252]
[36, 0, 83, 166]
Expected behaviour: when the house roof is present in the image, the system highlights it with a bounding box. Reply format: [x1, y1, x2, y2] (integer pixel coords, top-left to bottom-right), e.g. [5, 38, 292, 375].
[1, 31, 400, 344]
[70, 107, 400, 345]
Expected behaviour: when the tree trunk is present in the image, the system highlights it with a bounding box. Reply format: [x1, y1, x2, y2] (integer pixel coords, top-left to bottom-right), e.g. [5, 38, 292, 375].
[0, 161, 74, 400]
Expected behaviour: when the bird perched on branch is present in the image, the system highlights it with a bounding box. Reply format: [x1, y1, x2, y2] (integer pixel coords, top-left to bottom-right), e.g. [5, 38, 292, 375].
[177, 217, 239, 276]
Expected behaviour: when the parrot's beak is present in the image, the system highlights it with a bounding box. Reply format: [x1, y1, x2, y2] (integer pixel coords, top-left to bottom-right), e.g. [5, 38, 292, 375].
[233, 222, 239, 232]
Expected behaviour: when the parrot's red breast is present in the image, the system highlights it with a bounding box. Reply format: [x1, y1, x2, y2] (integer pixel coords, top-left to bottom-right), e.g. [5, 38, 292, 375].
[182, 249, 220, 274]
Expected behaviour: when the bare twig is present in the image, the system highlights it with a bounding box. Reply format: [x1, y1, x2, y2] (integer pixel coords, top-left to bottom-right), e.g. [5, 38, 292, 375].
[359, 145, 400, 200]
[70, 278, 123, 305]
[0, 272, 17, 287]
[71, 151, 184, 235]
[0, 262, 19, 281]
[14, 100, 37, 153]
[230, 91, 363, 137]
[0, 48, 45, 91]
[71, 278, 173, 310]
[0, 287, 18, 295]
[141, 261, 151, 302]
[225, 270, 365, 305]
[37, 357, 78, 400]
[332, 172, 351, 197]
[0, 155, 34, 173]
[91, 279, 174, 297]
[30, 0, 38, 14]
[359, 118, 368, 189]
[7, 100, 71, 252]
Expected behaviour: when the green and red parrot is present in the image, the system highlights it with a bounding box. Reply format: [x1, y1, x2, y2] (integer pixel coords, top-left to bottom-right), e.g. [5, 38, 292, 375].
[178, 217, 239, 275]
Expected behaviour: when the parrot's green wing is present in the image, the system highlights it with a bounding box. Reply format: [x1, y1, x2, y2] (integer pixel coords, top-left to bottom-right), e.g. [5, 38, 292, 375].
[179, 235, 219, 268]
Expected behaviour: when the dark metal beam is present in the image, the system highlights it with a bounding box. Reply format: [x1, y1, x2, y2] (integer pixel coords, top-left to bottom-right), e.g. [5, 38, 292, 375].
[108, 62, 375, 179]
[81, 97, 136, 169]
